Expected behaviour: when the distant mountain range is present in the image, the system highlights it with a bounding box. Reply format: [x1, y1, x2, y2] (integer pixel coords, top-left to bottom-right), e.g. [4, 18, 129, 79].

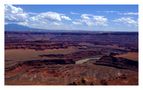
[5, 24, 138, 33]
[4, 24, 86, 32]
[4, 24, 73, 32]
[5, 24, 34, 31]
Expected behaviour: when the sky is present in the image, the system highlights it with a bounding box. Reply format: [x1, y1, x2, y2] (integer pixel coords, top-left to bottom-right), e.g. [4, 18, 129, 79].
[5, 4, 138, 31]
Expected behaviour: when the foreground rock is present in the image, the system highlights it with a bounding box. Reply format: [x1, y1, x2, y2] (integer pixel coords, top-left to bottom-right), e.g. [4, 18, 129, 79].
[94, 55, 138, 71]
[5, 59, 138, 85]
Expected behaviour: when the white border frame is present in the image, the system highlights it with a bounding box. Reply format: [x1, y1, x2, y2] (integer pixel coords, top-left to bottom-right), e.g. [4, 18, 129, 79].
[1, 0, 143, 90]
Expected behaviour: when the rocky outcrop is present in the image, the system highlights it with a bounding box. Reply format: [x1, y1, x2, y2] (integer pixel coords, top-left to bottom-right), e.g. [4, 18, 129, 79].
[22, 59, 75, 65]
[5, 59, 75, 72]
[94, 55, 138, 71]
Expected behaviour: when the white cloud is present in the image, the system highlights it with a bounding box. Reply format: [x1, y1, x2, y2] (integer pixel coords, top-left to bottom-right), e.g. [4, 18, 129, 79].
[5, 4, 23, 14]
[52, 22, 62, 25]
[5, 4, 29, 22]
[61, 16, 71, 20]
[119, 12, 138, 15]
[73, 14, 108, 26]
[5, 4, 137, 31]
[33, 12, 71, 22]
[81, 14, 91, 19]
[70, 12, 79, 15]
[5, 4, 72, 29]
[5, 5, 71, 23]
[39, 12, 62, 21]
[113, 17, 138, 26]
[96, 11, 119, 13]
[93, 16, 108, 26]
[72, 21, 82, 25]
[97, 11, 138, 16]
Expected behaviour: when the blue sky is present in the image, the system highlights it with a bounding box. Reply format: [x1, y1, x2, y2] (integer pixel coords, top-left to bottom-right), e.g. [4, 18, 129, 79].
[5, 4, 138, 31]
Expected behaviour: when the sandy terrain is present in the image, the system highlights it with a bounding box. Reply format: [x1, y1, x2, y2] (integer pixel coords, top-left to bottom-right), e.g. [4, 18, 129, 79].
[5, 47, 78, 61]
[114, 52, 138, 61]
